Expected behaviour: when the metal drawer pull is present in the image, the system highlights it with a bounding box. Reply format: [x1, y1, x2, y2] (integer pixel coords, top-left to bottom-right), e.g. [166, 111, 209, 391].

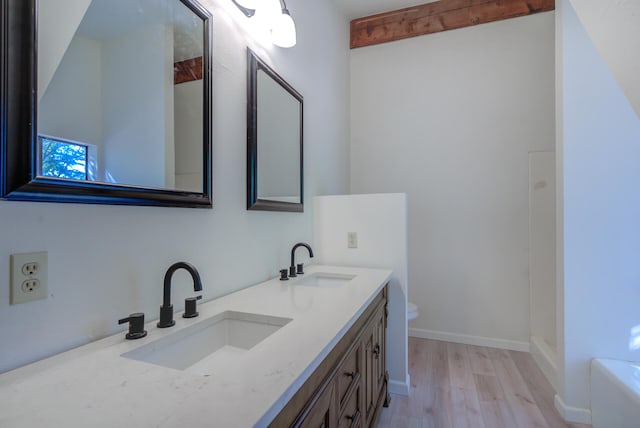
[345, 410, 361, 425]
[373, 344, 380, 359]
[344, 371, 356, 379]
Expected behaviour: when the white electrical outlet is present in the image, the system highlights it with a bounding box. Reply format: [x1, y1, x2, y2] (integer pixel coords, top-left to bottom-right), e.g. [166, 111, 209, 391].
[10, 252, 48, 304]
[21, 262, 39, 276]
[347, 232, 358, 249]
[21, 279, 40, 292]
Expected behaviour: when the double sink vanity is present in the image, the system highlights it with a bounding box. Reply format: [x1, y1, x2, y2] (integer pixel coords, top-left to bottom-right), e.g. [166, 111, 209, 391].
[0, 265, 391, 427]
[1, 1, 390, 426]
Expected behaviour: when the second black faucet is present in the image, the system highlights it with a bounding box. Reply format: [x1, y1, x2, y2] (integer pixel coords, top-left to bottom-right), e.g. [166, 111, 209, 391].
[289, 242, 314, 278]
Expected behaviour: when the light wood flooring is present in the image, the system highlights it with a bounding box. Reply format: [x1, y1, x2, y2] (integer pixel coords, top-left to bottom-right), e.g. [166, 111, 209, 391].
[376, 337, 591, 428]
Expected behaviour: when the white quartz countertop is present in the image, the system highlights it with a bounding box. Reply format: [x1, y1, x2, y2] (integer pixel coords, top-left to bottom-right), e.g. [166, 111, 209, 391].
[0, 265, 391, 427]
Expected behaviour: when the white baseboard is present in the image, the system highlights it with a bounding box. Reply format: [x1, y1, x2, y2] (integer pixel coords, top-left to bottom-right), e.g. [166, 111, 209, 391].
[554, 394, 592, 424]
[408, 327, 530, 352]
[389, 375, 410, 396]
[530, 336, 557, 390]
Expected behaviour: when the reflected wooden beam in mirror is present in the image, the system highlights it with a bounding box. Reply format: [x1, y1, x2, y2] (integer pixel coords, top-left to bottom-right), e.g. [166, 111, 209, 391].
[174, 56, 203, 84]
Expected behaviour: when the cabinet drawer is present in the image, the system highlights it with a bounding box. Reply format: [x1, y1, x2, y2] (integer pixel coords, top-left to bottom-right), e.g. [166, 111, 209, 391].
[337, 342, 361, 408]
[297, 381, 336, 428]
[338, 385, 361, 428]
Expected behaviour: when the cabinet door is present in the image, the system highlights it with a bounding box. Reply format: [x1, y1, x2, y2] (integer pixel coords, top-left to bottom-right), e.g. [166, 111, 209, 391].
[362, 304, 387, 427]
[373, 306, 386, 398]
[362, 321, 376, 425]
[299, 382, 337, 428]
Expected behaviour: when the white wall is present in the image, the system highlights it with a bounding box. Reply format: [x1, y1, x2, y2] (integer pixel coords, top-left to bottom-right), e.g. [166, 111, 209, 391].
[350, 13, 555, 350]
[567, 0, 640, 119]
[0, 0, 351, 373]
[529, 152, 556, 348]
[555, 0, 640, 422]
[38, 0, 92, 102]
[102, 25, 173, 188]
[174, 80, 203, 192]
[529, 151, 557, 389]
[39, 36, 103, 150]
[257, 70, 301, 199]
[314, 193, 409, 395]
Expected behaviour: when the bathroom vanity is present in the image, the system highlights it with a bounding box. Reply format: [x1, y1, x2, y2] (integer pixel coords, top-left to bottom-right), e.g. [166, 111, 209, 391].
[0, 266, 391, 427]
[270, 279, 389, 427]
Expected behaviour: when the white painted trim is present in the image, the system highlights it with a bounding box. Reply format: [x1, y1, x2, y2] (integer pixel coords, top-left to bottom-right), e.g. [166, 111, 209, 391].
[408, 327, 530, 352]
[554, 394, 592, 424]
[530, 336, 557, 391]
[389, 375, 410, 396]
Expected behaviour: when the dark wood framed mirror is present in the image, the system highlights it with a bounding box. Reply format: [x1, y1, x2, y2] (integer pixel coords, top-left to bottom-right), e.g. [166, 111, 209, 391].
[0, 0, 212, 208]
[247, 48, 303, 212]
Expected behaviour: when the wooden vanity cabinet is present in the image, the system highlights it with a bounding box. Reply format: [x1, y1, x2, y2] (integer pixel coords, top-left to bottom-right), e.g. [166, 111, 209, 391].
[362, 304, 387, 426]
[270, 285, 389, 428]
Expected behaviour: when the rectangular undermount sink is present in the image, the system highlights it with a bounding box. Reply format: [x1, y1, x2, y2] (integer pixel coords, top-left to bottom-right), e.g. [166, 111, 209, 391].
[121, 311, 292, 373]
[294, 272, 356, 287]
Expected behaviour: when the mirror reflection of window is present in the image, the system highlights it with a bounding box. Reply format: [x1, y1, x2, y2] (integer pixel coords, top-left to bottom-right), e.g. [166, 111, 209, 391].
[38, 136, 89, 181]
[37, 0, 204, 192]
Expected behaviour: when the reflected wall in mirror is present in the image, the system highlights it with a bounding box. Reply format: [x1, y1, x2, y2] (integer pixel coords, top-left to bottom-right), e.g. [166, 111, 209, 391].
[0, 0, 212, 207]
[247, 48, 303, 212]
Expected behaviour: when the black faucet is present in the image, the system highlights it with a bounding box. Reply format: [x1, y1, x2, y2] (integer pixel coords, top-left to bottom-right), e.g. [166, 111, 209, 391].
[290, 242, 314, 277]
[158, 262, 203, 328]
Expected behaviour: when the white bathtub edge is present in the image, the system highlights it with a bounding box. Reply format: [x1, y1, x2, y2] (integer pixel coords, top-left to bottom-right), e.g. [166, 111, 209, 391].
[591, 359, 640, 398]
[591, 358, 640, 428]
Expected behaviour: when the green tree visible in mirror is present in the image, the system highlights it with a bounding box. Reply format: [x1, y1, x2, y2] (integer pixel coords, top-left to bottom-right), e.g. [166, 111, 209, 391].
[40, 138, 87, 180]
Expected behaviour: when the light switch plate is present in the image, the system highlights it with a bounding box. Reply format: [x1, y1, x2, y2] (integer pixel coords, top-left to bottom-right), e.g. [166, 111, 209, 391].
[347, 232, 358, 249]
[10, 252, 48, 304]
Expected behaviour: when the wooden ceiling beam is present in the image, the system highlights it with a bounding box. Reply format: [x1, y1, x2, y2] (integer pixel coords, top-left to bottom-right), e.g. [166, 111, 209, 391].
[350, 0, 555, 49]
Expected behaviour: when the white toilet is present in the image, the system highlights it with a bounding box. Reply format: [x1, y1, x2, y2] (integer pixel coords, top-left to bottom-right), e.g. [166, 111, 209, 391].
[407, 302, 419, 321]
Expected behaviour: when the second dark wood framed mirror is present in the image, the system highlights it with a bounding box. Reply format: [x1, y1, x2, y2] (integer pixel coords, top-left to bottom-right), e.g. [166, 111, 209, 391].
[247, 48, 303, 212]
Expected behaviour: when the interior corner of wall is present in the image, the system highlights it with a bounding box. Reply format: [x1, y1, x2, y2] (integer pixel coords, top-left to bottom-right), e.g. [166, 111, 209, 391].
[554, 393, 592, 425]
[388, 278, 407, 304]
[388, 376, 410, 396]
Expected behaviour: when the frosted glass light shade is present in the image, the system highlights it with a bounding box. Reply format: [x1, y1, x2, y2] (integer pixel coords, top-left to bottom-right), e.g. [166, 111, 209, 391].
[257, 0, 282, 22]
[271, 9, 296, 48]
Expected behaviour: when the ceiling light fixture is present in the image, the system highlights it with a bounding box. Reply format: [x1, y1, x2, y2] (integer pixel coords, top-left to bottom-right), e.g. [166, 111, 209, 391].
[271, 1, 296, 48]
[231, 0, 297, 48]
[231, 0, 255, 18]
